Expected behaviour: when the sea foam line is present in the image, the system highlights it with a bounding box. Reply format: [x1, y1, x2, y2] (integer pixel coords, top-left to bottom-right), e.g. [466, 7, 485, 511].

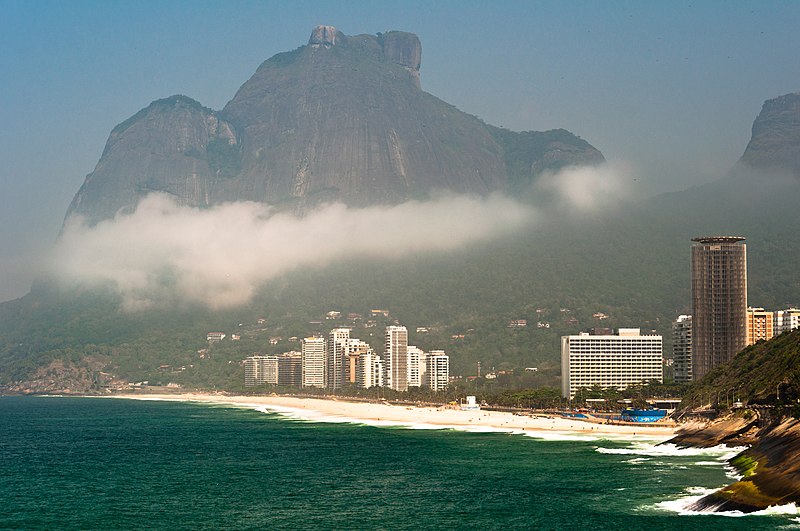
[100, 395, 667, 443]
[655, 487, 799, 518]
[595, 442, 745, 460]
[246, 402, 610, 441]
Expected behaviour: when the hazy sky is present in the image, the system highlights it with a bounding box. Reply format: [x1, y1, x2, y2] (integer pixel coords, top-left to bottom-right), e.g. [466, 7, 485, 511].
[2, 0, 799, 302]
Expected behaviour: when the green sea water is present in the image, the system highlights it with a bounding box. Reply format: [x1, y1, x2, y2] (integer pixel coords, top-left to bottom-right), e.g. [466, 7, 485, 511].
[1, 396, 797, 530]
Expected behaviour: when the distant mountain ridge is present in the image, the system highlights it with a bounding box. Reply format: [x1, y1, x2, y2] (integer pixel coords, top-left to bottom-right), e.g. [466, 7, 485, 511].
[66, 25, 604, 224]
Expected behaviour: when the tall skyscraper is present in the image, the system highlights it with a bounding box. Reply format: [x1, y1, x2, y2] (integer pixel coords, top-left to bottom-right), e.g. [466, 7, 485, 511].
[672, 315, 692, 383]
[385, 326, 408, 391]
[691, 236, 747, 381]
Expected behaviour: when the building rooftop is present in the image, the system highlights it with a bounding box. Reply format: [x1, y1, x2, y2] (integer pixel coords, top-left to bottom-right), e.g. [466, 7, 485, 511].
[691, 236, 746, 243]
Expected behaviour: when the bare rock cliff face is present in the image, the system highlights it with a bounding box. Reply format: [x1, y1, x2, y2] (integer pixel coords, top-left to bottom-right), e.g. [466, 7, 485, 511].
[67, 96, 238, 224]
[66, 26, 604, 224]
[739, 92, 800, 176]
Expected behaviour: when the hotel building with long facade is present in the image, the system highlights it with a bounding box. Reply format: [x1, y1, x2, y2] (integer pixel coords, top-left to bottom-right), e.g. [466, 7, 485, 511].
[244, 355, 279, 387]
[561, 328, 663, 398]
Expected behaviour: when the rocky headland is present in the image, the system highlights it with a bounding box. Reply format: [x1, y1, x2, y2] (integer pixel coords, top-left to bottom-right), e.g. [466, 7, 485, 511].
[669, 413, 800, 513]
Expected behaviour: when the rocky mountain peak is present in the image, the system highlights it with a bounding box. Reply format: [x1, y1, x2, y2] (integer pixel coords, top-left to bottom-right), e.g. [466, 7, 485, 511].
[308, 25, 341, 48]
[378, 31, 422, 89]
[65, 27, 604, 225]
[739, 92, 800, 176]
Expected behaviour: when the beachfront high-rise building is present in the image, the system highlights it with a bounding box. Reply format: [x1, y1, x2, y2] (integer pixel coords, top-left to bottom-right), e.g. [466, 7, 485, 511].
[672, 315, 692, 384]
[746, 307, 774, 346]
[691, 236, 747, 381]
[327, 328, 350, 390]
[407, 346, 425, 388]
[385, 326, 409, 391]
[301, 337, 326, 388]
[346, 338, 372, 385]
[244, 355, 278, 387]
[277, 351, 303, 386]
[560, 328, 663, 398]
[426, 350, 449, 391]
[354, 350, 384, 389]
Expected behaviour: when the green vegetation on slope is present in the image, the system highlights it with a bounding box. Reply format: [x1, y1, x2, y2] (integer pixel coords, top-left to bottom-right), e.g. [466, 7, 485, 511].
[682, 328, 800, 413]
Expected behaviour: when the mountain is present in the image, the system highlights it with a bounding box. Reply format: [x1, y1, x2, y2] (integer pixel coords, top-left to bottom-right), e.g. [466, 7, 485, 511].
[66, 26, 603, 224]
[739, 92, 800, 175]
[3, 42, 800, 392]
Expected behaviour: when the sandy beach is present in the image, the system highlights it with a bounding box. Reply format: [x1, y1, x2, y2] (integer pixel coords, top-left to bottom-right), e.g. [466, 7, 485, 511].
[110, 393, 678, 439]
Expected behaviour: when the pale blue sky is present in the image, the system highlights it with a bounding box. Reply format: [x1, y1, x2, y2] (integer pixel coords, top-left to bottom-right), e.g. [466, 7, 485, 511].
[1, 0, 799, 301]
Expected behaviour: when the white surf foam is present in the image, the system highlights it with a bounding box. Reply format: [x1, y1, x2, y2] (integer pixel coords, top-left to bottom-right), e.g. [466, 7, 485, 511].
[655, 487, 799, 518]
[596, 442, 744, 460]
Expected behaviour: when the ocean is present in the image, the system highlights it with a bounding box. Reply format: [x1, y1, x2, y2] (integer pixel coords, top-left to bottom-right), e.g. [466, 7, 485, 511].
[1, 396, 796, 530]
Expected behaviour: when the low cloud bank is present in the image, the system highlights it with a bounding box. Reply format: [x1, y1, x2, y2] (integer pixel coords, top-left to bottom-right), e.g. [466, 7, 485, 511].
[51, 193, 534, 310]
[535, 162, 635, 211]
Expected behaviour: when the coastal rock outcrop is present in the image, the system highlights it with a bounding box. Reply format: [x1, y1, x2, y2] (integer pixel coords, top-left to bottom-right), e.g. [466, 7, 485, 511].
[686, 418, 800, 513]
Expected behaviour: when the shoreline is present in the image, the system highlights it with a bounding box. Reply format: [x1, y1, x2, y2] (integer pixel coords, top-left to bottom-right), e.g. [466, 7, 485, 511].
[104, 392, 678, 440]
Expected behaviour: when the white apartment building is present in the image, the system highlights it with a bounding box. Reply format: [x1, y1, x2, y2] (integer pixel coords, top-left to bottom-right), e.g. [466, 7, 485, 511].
[355, 350, 384, 389]
[346, 338, 372, 386]
[561, 328, 663, 398]
[407, 346, 425, 388]
[385, 326, 408, 391]
[426, 350, 449, 391]
[327, 328, 350, 390]
[244, 355, 278, 387]
[775, 308, 800, 334]
[672, 315, 692, 384]
[302, 337, 326, 388]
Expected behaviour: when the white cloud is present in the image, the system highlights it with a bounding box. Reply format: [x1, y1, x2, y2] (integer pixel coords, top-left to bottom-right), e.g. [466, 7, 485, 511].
[534, 162, 636, 211]
[50, 193, 535, 310]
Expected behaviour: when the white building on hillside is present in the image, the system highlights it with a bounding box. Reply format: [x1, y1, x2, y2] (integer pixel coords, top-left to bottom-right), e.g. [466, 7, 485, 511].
[561, 328, 662, 398]
[775, 308, 800, 334]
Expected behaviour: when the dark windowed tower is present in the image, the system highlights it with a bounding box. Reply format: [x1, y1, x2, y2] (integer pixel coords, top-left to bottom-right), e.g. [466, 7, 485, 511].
[690, 236, 747, 381]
